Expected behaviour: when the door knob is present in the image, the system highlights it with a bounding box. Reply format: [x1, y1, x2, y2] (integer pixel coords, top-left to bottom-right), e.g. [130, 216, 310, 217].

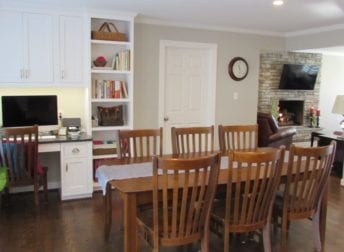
[164, 116, 169, 121]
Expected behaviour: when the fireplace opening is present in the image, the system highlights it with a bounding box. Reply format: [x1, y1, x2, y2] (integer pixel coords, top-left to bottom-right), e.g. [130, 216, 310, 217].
[278, 100, 304, 126]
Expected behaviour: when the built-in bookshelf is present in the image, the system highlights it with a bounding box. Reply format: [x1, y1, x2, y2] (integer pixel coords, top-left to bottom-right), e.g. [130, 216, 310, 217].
[89, 13, 135, 173]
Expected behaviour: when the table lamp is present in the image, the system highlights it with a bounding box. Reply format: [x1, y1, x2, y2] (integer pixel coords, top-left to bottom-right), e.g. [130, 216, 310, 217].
[332, 95, 344, 132]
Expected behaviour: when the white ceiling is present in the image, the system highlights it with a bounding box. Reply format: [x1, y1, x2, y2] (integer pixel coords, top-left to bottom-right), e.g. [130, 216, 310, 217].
[10, 0, 344, 36]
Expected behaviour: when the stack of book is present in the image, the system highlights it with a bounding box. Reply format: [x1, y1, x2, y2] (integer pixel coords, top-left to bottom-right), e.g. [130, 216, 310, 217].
[92, 80, 128, 99]
[112, 49, 130, 71]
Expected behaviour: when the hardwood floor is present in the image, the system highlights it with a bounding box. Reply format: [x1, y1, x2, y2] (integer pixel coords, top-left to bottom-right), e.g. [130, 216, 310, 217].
[1, 176, 343, 252]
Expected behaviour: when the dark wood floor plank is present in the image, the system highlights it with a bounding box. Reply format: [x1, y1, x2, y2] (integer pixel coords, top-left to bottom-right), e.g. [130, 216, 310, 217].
[1, 176, 343, 251]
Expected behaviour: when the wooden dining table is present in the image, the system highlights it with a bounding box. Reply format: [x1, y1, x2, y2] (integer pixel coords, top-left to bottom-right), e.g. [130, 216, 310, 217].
[96, 150, 329, 252]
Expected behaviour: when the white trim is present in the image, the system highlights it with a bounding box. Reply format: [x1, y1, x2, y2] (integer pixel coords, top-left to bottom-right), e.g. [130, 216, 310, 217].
[286, 23, 344, 37]
[9, 181, 60, 193]
[137, 17, 284, 37]
[158, 40, 217, 128]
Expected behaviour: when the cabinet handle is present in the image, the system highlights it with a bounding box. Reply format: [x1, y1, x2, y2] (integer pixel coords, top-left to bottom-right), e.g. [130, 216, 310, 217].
[61, 70, 65, 79]
[72, 148, 80, 154]
[25, 69, 30, 79]
[20, 69, 24, 79]
[66, 164, 68, 172]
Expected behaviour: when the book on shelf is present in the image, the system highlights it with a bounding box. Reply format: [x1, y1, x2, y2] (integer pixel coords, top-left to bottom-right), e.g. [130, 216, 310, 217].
[92, 79, 128, 99]
[112, 49, 130, 71]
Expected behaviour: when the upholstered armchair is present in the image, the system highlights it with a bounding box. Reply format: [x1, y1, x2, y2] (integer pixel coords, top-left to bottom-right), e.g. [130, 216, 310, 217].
[257, 112, 297, 149]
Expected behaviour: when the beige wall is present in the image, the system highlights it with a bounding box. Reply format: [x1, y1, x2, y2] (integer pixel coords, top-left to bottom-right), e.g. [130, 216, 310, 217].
[0, 24, 286, 135]
[133, 23, 285, 129]
[319, 54, 344, 132]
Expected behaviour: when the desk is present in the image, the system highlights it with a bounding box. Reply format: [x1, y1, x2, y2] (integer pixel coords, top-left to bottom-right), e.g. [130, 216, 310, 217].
[97, 151, 328, 252]
[311, 131, 344, 186]
[38, 134, 93, 200]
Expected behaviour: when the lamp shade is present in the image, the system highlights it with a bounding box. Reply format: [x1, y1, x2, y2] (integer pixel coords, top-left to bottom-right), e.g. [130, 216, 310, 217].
[332, 95, 344, 114]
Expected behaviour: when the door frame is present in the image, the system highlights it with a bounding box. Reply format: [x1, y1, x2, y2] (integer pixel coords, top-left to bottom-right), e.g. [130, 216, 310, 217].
[158, 40, 217, 129]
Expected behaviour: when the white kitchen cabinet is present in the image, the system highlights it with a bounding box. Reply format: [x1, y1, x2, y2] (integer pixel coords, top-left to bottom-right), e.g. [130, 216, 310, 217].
[58, 15, 84, 84]
[0, 10, 54, 83]
[60, 141, 93, 200]
[0, 10, 24, 82]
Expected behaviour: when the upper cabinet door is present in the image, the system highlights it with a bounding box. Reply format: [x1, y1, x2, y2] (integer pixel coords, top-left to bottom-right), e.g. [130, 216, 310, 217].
[0, 10, 25, 82]
[23, 13, 54, 83]
[58, 15, 84, 84]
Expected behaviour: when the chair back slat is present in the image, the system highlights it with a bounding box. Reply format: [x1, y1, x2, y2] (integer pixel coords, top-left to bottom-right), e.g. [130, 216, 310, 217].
[219, 124, 258, 155]
[118, 128, 163, 159]
[225, 147, 285, 232]
[152, 153, 220, 246]
[284, 141, 336, 217]
[0, 126, 38, 186]
[171, 126, 214, 155]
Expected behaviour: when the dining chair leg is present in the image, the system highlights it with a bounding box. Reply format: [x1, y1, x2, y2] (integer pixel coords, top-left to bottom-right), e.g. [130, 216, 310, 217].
[262, 224, 272, 252]
[34, 183, 39, 206]
[201, 228, 209, 252]
[104, 183, 112, 241]
[281, 214, 288, 249]
[312, 208, 322, 252]
[224, 229, 230, 252]
[43, 169, 48, 202]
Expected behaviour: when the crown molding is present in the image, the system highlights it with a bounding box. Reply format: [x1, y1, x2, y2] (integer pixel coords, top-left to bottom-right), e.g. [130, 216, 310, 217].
[135, 16, 284, 37]
[285, 23, 344, 37]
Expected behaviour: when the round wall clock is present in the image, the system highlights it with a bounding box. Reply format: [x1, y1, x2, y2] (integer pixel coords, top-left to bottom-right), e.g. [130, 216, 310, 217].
[228, 57, 249, 81]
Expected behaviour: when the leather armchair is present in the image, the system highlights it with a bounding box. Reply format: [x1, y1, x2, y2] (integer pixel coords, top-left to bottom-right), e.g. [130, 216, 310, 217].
[257, 112, 296, 149]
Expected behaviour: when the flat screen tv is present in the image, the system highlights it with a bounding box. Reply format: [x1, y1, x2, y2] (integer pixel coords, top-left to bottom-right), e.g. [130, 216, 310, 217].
[279, 64, 319, 90]
[1, 95, 58, 129]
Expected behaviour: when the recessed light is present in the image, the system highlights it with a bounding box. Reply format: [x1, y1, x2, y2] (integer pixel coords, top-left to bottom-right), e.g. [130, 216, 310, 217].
[273, 0, 284, 6]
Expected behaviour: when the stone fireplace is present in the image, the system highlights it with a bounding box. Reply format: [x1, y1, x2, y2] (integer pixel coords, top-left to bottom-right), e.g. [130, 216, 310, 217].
[258, 51, 322, 142]
[278, 100, 304, 126]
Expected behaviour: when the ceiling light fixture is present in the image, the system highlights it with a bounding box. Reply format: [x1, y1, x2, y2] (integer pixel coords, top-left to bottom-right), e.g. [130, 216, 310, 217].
[273, 0, 284, 6]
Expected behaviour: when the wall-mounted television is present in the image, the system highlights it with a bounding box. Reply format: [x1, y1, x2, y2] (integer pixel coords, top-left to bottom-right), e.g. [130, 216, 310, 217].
[279, 64, 320, 90]
[1, 95, 58, 130]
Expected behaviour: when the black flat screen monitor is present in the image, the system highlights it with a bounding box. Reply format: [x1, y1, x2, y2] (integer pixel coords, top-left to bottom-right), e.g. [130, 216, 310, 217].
[1, 95, 58, 127]
[279, 64, 319, 90]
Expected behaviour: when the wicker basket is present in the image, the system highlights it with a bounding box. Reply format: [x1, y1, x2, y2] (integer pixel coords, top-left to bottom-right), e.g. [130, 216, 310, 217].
[91, 22, 127, 41]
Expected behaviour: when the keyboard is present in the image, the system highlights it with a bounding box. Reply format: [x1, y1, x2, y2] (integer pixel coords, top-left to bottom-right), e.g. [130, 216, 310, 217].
[39, 135, 57, 140]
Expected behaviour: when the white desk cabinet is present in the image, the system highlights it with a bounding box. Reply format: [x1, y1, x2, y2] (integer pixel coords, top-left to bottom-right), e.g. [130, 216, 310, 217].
[0, 10, 54, 83]
[60, 141, 93, 200]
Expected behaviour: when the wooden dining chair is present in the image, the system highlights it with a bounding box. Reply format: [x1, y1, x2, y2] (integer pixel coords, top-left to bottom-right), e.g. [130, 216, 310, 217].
[273, 141, 336, 251]
[0, 125, 48, 206]
[171, 125, 214, 155]
[136, 153, 221, 252]
[210, 146, 285, 252]
[218, 124, 258, 155]
[118, 127, 163, 160]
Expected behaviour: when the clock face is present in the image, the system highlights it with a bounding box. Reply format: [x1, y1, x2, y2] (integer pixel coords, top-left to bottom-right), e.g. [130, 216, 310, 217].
[228, 57, 249, 81]
[233, 60, 248, 78]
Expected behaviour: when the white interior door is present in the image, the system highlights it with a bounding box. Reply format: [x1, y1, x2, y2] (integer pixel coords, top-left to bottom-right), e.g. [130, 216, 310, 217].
[159, 41, 217, 154]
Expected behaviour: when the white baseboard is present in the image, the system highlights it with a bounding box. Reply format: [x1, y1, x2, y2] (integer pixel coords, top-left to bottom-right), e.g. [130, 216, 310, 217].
[9, 181, 60, 193]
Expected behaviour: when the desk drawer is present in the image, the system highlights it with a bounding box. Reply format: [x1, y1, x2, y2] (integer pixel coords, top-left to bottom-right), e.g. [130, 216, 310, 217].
[62, 142, 91, 158]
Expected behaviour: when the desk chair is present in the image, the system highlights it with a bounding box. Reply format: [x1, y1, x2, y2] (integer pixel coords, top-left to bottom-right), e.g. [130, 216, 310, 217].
[218, 124, 258, 155]
[210, 147, 285, 252]
[136, 153, 221, 252]
[0, 125, 48, 206]
[273, 141, 336, 251]
[118, 127, 163, 159]
[171, 126, 214, 155]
